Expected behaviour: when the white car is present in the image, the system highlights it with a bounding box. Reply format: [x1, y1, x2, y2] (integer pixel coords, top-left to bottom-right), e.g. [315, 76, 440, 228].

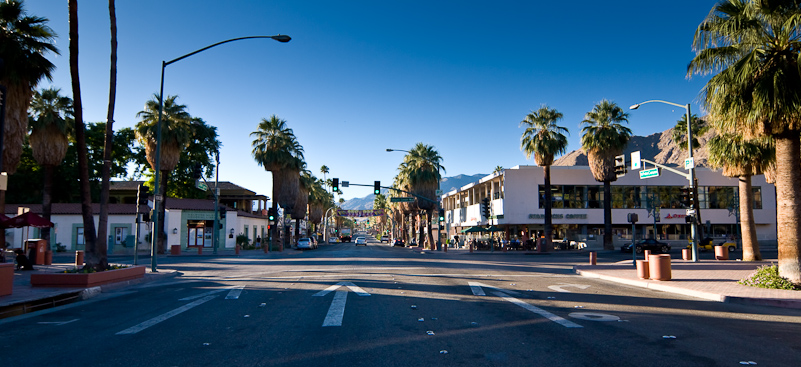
[381, 235, 389, 243]
[328, 237, 339, 243]
[297, 238, 316, 250]
[355, 237, 367, 246]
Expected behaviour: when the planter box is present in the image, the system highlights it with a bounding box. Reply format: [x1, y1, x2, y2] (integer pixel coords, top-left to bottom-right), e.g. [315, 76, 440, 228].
[30, 266, 146, 287]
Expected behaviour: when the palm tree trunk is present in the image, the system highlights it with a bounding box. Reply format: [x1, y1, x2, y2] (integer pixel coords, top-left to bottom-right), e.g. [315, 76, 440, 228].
[426, 208, 435, 250]
[95, 0, 117, 269]
[157, 171, 169, 254]
[775, 133, 801, 283]
[70, 0, 99, 270]
[295, 218, 300, 244]
[41, 165, 54, 244]
[739, 175, 761, 261]
[543, 165, 552, 252]
[603, 181, 613, 250]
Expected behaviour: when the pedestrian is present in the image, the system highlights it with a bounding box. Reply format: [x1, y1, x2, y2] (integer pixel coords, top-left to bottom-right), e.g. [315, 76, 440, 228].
[256, 236, 262, 248]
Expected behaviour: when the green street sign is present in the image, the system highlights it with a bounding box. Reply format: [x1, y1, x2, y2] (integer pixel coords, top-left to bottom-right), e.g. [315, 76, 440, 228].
[390, 197, 415, 202]
[639, 168, 660, 179]
[196, 180, 208, 191]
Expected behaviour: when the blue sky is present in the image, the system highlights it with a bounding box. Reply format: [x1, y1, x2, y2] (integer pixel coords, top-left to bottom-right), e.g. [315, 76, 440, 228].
[26, 0, 717, 201]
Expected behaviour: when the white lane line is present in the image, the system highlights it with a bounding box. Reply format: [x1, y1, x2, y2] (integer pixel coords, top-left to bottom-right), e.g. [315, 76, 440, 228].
[225, 286, 245, 299]
[468, 282, 486, 296]
[492, 291, 582, 328]
[468, 282, 521, 296]
[37, 319, 79, 326]
[322, 291, 348, 327]
[179, 288, 229, 301]
[116, 295, 216, 335]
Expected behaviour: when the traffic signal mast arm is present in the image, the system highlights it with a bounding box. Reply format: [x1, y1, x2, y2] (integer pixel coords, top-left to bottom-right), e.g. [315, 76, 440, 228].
[638, 158, 692, 181]
[340, 182, 439, 204]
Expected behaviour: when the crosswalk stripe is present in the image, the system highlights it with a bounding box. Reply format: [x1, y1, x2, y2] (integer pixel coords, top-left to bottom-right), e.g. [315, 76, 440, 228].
[225, 286, 245, 299]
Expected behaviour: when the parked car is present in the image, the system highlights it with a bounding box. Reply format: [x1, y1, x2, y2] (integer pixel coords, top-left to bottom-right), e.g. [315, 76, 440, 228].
[381, 235, 389, 243]
[621, 238, 670, 254]
[687, 237, 737, 252]
[328, 237, 339, 243]
[355, 237, 367, 246]
[393, 239, 405, 247]
[296, 238, 316, 250]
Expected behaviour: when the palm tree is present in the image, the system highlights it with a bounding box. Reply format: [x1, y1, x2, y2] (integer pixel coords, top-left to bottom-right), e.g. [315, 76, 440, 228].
[671, 114, 708, 150]
[135, 94, 192, 253]
[399, 143, 445, 250]
[493, 166, 504, 175]
[0, 0, 58, 250]
[69, 0, 102, 269]
[688, 0, 801, 283]
[580, 100, 631, 251]
[28, 88, 71, 247]
[97, 0, 118, 267]
[320, 165, 329, 191]
[251, 115, 304, 250]
[707, 134, 774, 261]
[0, 0, 58, 175]
[520, 105, 569, 252]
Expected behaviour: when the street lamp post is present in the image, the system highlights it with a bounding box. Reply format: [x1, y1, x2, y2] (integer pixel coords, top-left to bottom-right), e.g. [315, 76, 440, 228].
[630, 100, 700, 262]
[386, 148, 443, 251]
[150, 35, 290, 272]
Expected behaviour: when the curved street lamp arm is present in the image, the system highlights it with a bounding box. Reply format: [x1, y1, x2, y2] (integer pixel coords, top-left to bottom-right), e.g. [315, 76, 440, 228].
[165, 35, 291, 67]
[631, 99, 687, 110]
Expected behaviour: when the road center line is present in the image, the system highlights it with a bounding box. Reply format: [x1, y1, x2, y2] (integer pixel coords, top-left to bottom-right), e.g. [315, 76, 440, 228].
[492, 291, 583, 328]
[116, 295, 216, 335]
[322, 291, 348, 327]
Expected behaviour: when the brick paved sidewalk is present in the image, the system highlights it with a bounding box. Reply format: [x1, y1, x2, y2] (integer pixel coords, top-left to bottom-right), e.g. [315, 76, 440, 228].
[575, 259, 801, 309]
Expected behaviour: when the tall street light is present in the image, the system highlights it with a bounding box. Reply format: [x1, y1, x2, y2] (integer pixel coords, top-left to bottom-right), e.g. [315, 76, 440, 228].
[629, 100, 700, 262]
[150, 35, 291, 272]
[386, 148, 443, 251]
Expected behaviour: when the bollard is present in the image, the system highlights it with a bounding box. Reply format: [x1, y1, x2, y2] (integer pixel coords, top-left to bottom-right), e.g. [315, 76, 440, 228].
[681, 248, 691, 261]
[198, 246, 203, 255]
[714, 245, 729, 260]
[589, 251, 597, 265]
[170, 245, 181, 256]
[235, 245, 240, 255]
[75, 250, 84, 266]
[0, 263, 13, 296]
[648, 254, 672, 281]
[636, 260, 650, 279]
[44, 251, 53, 265]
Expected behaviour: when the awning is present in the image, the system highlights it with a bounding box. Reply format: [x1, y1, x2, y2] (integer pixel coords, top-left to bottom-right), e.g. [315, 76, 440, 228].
[460, 226, 486, 233]
[3, 211, 54, 228]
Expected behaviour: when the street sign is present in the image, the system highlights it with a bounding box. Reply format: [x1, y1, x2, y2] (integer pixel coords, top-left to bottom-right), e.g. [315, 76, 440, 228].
[390, 197, 415, 202]
[685, 157, 695, 170]
[631, 151, 641, 170]
[639, 168, 659, 179]
[341, 181, 350, 187]
[195, 179, 208, 191]
[686, 209, 696, 216]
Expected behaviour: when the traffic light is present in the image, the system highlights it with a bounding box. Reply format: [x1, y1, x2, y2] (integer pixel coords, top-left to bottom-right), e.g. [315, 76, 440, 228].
[614, 155, 626, 178]
[267, 208, 276, 221]
[220, 207, 227, 219]
[332, 178, 339, 192]
[481, 197, 491, 219]
[137, 184, 149, 205]
[374, 181, 380, 195]
[192, 163, 202, 179]
[438, 209, 445, 222]
[680, 187, 691, 208]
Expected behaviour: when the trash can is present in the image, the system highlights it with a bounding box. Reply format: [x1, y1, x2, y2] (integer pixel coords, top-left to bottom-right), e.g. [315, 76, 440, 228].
[714, 245, 729, 260]
[636, 260, 650, 279]
[75, 250, 84, 266]
[170, 245, 181, 255]
[648, 254, 672, 281]
[25, 239, 47, 265]
[0, 263, 13, 296]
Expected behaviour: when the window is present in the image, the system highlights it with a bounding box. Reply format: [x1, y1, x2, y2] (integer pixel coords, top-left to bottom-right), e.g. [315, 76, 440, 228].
[752, 187, 763, 209]
[76, 227, 85, 246]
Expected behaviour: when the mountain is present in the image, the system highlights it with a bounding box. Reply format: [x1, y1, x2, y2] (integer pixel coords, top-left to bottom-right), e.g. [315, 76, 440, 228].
[340, 173, 487, 210]
[553, 127, 713, 167]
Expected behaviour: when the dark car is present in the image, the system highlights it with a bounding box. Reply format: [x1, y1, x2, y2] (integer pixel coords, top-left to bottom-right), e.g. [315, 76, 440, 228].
[621, 238, 671, 254]
[340, 235, 351, 243]
[393, 239, 405, 247]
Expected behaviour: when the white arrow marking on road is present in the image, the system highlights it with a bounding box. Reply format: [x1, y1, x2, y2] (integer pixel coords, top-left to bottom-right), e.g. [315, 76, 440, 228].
[568, 312, 620, 322]
[313, 282, 370, 327]
[116, 295, 216, 335]
[547, 284, 591, 293]
[37, 319, 79, 326]
[492, 292, 582, 328]
[225, 286, 245, 299]
[468, 282, 521, 296]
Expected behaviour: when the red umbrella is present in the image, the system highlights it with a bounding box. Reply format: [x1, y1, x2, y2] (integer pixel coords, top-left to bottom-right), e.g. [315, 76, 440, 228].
[4, 211, 54, 228]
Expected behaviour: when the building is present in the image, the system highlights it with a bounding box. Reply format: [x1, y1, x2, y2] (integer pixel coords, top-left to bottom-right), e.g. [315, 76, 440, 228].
[441, 165, 777, 249]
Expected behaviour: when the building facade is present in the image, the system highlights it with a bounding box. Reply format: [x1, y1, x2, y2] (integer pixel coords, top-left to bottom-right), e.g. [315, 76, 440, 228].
[441, 165, 777, 249]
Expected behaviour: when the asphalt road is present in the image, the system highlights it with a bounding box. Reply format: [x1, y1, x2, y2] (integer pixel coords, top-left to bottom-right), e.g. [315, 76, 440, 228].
[1, 234, 799, 366]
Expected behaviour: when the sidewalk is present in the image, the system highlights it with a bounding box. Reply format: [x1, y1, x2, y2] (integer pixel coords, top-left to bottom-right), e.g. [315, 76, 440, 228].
[574, 258, 801, 309]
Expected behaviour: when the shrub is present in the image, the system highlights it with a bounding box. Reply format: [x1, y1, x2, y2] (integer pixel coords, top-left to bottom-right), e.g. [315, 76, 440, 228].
[738, 264, 799, 290]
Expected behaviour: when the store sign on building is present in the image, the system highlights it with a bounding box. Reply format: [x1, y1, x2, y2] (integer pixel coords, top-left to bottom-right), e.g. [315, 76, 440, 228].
[529, 214, 588, 220]
[664, 213, 686, 220]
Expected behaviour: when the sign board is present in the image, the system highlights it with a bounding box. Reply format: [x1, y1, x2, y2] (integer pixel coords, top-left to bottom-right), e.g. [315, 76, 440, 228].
[195, 179, 208, 191]
[390, 197, 415, 202]
[685, 157, 695, 170]
[436, 189, 442, 196]
[686, 209, 696, 216]
[631, 151, 641, 170]
[0, 172, 7, 191]
[639, 168, 659, 179]
[341, 181, 350, 188]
